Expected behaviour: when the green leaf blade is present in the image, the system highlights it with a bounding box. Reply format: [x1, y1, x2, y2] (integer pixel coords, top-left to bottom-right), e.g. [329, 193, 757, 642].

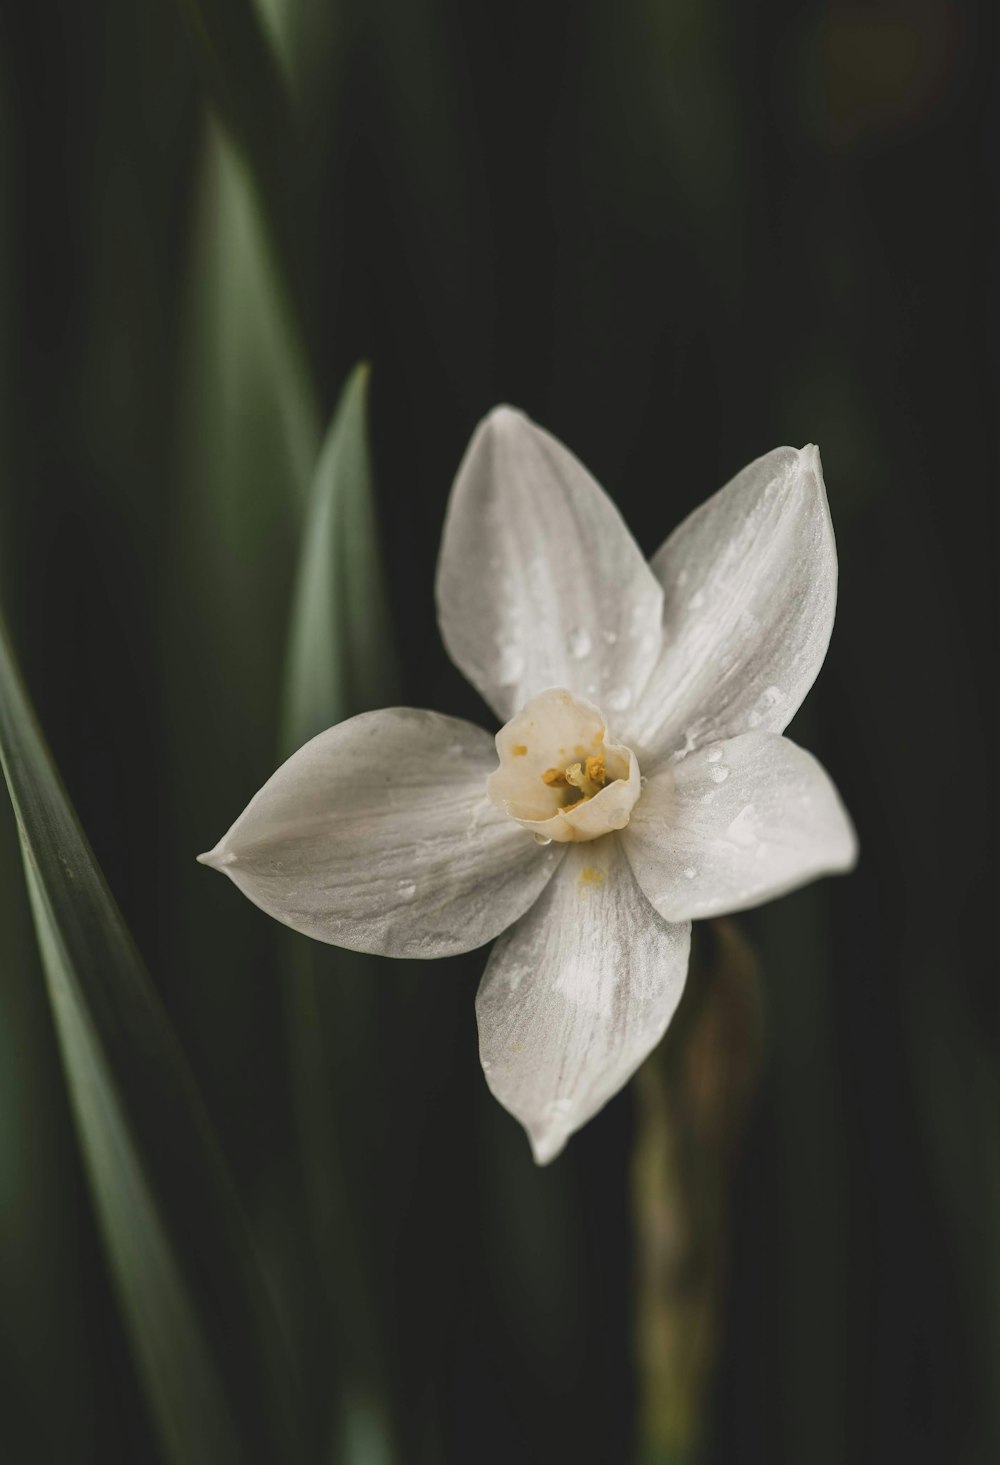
[0, 611, 303, 1465]
[283, 363, 397, 755]
[280, 366, 401, 1461]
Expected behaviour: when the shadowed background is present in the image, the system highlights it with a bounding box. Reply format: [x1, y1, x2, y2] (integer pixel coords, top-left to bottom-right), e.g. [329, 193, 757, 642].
[0, 1, 995, 1462]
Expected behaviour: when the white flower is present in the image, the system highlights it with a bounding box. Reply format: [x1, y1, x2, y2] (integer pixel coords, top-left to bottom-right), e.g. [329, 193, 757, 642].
[199, 407, 857, 1163]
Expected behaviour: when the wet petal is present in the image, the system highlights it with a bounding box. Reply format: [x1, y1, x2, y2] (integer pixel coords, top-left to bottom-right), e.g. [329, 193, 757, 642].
[622, 732, 857, 922]
[199, 708, 563, 957]
[436, 406, 663, 723]
[625, 446, 837, 757]
[477, 839, 690, 1164]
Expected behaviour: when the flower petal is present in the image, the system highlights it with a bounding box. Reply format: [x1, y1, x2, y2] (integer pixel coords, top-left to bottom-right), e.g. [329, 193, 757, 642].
[199, 709, 563, 957]
[624, 446, 837, 757]
[476, 838, 690, 1164]
[621, 732, 857, 923]
[436, 406, 664, 723]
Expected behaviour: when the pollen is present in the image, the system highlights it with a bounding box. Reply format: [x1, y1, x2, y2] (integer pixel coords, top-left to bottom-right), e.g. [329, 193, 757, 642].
[543, 749, 611, 808]
[512, 744, 528, 756]
[578, 865, 606, 887]
[585, 754, 607, 786]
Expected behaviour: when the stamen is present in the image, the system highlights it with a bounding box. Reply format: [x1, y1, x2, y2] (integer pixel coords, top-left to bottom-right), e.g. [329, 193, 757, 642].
[565, 762, 602, 798]
[543, 750, 612, 811]
[585, 754, 607, 787]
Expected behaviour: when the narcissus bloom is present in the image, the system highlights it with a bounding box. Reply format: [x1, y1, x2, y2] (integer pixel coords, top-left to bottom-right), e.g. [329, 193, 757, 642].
[200, 408, 856, 1163]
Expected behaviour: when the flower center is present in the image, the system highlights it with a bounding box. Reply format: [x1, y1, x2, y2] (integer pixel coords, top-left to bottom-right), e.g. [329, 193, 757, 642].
[487, 688, 641, 844]
[542, 752, 608, 809]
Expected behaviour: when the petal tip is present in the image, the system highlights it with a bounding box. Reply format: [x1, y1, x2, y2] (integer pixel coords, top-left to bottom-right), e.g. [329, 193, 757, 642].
[481, 403, 529, 439]
[196, 844, 236, 870]
[529, 1127, 569, 1166]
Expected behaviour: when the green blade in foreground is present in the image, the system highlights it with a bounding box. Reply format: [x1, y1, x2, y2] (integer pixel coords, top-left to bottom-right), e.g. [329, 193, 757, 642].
[0, 610, 303, 1465]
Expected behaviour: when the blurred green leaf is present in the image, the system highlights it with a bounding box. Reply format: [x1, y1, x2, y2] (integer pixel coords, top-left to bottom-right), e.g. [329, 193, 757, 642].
[283, 363, 397, 751]
[0, 609, 303, 1465]
[281, 366, 400, 1461]
[173, 0, 317, 378]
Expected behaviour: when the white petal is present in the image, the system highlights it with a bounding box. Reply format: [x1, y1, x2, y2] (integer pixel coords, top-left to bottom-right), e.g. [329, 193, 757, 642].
[624, 445, 837, 756]
[476, 838, 690, 1164]
[199, 709, 563, 957]
[436, 407, 664, 723]
[621, 732, 857, 922]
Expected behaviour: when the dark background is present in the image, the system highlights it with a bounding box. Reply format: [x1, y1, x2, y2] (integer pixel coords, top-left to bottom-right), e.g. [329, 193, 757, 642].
[0, 1, 995, 1462]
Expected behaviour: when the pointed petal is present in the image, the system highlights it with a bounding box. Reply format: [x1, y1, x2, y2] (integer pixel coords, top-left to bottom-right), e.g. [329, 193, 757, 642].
[436, 407, 664, 723]
[477, 839, 690, 1164]
[625, 446, 837, 756]
[622, 732, 857, 922]
[201, 709, 563, 957]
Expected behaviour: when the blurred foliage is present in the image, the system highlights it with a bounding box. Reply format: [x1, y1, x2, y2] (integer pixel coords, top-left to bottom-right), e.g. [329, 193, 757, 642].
[0, 0, 994, 1463]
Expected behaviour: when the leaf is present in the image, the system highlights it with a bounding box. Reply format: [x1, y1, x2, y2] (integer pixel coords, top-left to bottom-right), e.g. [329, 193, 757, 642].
[0, 608, 303, 1465]
[173, 0, 317, 379]
[283, 363, 397, 753]
[280, 365, 400, 1460]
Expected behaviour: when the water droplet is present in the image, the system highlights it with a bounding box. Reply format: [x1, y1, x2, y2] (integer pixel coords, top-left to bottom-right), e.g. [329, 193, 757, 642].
[762, 685, 785, 707]
[706, 747, 723, 763]
[396, 880, 417, 901]
[701, 790, 716, 804]
[568, 626, 592, 658]
[710, 766, 730, 783]
[496, 644, 525, 685]
[482, 1060, 492, 1073]
[683, 867, 697, 880]
[748, 709, 762, 728]
[602, 628, 618, 645]
[607, 686, 632, 711]
[534, 834, 553, 846]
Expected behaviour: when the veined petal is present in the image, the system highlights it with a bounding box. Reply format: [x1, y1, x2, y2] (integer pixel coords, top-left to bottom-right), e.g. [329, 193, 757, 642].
[622, 732, 857, 923]
[436, 407, 664, 724]
[476, 839, 690, 1164]
[624, 446, 837, 756]
[199, 709, 563, 957]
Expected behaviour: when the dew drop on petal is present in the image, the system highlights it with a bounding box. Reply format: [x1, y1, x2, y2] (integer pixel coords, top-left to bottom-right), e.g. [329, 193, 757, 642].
[748, 709, 762, 728]
[701, 790, 716, 804]
[567, 626, 592, 659]
[396, 880, 417, 901]
[607, 686, 632, 711]
[683, 867, 697, 880]
[706, 747, 723, 763]
[710, 766, 730, 783]
[602, 629, 618, 645]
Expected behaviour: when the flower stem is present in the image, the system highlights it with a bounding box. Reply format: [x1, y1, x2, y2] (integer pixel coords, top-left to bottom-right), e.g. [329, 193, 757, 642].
[632, 919, 763, 1465]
